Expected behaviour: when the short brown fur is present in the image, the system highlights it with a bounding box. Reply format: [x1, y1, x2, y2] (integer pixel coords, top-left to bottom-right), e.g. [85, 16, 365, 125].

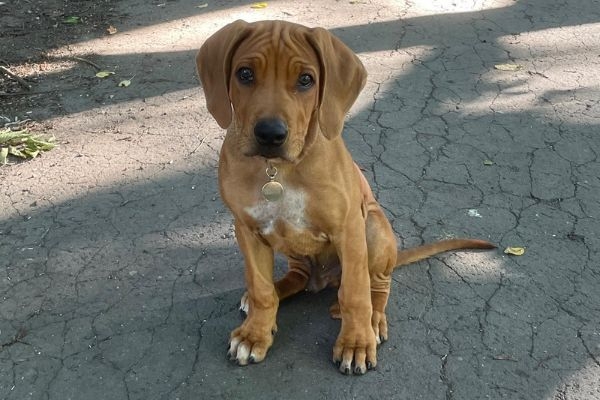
[197, 20, 495, 375]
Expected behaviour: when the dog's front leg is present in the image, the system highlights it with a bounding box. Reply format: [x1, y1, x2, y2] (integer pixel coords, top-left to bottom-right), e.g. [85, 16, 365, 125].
[228, 220, 278, 366]
[332, 215, 378, 375]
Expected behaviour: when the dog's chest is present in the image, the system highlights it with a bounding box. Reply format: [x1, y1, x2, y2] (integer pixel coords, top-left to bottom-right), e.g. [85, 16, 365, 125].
[244, 187, 328, 255]
[245, 187, 307, 234]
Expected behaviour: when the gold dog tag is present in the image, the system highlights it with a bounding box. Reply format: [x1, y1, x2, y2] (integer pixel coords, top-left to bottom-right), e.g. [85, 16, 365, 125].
[261, 181, 284, 202]
[262, 163, 284, 201]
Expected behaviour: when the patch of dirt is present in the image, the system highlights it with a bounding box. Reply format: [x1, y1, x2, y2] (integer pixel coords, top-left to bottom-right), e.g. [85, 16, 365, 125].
[0, 0, 123, 125]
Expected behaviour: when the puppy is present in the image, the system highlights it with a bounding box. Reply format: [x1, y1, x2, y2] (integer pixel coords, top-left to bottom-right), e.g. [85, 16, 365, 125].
[197, 20, 495, 374]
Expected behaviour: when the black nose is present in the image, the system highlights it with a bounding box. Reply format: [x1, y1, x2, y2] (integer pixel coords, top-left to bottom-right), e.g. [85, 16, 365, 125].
[254, 118, 288, 147]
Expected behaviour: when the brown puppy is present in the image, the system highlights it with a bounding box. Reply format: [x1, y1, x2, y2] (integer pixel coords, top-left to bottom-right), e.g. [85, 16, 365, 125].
[197, 20, 495, 375]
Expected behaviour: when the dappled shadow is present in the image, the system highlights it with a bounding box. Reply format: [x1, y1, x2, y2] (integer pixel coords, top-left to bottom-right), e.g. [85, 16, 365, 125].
[1, 0, 600, 398]
[3, 0, 600, 120]
[332, 0, 600, 53]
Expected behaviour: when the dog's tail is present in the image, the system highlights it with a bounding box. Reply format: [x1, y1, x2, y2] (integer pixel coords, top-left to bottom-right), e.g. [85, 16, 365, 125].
[395, 239, 496, 269]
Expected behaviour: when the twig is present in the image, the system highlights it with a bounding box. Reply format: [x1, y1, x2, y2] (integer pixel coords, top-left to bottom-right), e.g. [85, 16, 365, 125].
[4, 118, 32, 128]
[188, 137, 206, 156]
[0, 90, 49, 97]
[70, 56, 102, 70]
[0, 66, 31, 90]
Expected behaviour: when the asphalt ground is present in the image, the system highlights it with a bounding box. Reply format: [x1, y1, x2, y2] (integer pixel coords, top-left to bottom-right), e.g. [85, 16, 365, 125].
[1, 1, 599, 399]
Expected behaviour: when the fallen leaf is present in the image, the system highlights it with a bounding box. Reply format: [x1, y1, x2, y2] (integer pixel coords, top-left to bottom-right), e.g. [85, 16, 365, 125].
[0, 147, 8, 165]
[118, 79, 131, 87]
[107, 25, 118, 35]
[8, 145, 25, 158]
[504, 246, 525, 256]
[63, 16, 81, 24]
[24, 148, 39, 158]
[95, 71, 115, 78]
[250, 2, 267, 8]
[197, 3, 208, 7]
[26, 136, 55, 152]
[494, 63, 522, 71]
[483, 159, 494, 166]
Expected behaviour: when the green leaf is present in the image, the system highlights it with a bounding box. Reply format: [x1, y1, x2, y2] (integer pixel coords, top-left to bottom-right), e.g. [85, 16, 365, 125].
[63, 16, 81, 24]
[0, 128, 56, 165]
[0, 129, 29, 145]
[37, 140, 56, 151]
[118, 79, 131, 87]
[0, 147, 7, 165]
[24, 148, 40, 158]
[95, 71, 115, 78]
[27, 136, 56, 151]
[8, 145, 26, 158]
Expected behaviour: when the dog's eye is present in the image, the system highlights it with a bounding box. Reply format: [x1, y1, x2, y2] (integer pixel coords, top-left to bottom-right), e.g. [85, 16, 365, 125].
[297, 73, 314, 89]
[237, 67, 254, 84]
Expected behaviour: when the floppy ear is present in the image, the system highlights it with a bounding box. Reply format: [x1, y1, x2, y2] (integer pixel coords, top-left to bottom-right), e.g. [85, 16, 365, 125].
[196, 20, 251, 129]
[307, 28, 367, 140]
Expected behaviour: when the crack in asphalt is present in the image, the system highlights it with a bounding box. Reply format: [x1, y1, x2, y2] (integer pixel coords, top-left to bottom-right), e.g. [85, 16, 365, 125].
[1, 0, 600, 398]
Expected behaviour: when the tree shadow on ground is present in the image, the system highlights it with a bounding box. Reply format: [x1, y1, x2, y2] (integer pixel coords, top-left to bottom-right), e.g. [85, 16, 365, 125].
[1, 0, 600, 398]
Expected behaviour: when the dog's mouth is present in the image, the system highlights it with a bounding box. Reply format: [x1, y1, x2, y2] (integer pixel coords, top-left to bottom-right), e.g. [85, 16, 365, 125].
[257, 146, 286, 159]
[245, 148, 291, 163]
[244, 141, 294, 162]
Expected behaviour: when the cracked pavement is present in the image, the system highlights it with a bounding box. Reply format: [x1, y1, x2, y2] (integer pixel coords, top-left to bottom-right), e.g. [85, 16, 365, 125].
[1, 0, 599, 398]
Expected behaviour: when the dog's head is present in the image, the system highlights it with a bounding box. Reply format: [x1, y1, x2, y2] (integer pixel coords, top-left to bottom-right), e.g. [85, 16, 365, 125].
[197, 20, 367, 163]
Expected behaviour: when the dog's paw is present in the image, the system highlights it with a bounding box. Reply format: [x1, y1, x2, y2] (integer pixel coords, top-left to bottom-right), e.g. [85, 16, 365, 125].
[371, 310, 388, 345]
[227, 323, 275, 366]
[239, 291, 250, 316]
[332, 326, 377, 375]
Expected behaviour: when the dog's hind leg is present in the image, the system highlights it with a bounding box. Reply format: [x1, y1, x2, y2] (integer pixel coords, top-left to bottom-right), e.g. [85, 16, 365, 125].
[240, 258, 310, 314]
[275, 259, 311, 300]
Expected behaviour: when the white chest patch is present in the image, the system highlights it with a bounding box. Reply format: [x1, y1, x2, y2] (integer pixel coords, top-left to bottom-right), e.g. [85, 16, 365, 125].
[245, 187, 307, 235]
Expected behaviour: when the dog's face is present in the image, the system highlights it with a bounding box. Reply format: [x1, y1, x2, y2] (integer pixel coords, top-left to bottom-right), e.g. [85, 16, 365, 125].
[227, 26, 321, 162]
[197, 20, 367, 164]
